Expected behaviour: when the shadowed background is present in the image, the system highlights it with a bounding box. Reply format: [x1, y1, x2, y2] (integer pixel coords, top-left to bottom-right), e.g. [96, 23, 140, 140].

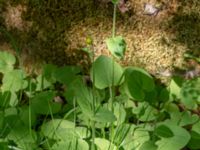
[0, 0, 199, 75]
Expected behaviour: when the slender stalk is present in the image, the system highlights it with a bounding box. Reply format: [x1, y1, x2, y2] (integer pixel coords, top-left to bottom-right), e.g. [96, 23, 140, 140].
[112, 4, 117, 38]
[109, 3, 117, 146]
[91, 43, 96, 150]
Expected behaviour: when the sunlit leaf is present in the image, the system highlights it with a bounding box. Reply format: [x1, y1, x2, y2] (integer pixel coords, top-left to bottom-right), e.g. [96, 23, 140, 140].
[139, 141, 157, 150]
[90, 55, 124, 89]
[106, 36, 126, 59]
[0, 51, 16, 73]
[94, 107, 116, 123]
[95, 138, 117, 150]
[52, 139, 89, 150]
[156, 124, 190, 150]
[2, 69, 27, 92]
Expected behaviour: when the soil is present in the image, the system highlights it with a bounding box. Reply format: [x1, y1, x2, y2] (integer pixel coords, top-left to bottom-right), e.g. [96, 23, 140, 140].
[0, 0, 200, 77]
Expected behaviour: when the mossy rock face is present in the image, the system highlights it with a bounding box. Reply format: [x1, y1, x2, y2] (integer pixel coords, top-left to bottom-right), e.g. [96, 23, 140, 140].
[0, 0, 200, 75]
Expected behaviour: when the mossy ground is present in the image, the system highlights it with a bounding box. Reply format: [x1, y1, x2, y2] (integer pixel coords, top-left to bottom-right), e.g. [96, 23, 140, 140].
[0, 0, 200, 77]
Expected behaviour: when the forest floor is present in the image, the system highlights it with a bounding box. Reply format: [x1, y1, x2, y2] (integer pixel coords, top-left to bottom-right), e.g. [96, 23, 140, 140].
[0, 0, 200, 79]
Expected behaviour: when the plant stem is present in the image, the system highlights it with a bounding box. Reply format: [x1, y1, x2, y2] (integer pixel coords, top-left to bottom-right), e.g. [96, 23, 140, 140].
[112, 4, 117, 38]
[109, 3, 117, 145]
[91, 44, 96, 150]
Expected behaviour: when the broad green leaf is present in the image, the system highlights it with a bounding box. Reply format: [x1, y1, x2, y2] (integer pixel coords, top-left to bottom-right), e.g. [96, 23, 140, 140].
[106, 36, 126, 59]
[2, 114, 20, 137]
[53, 66, 81, 85]
[2, 69, 27, 92]
[124, 67, 155, 100]
[7, 125, 37, 146]
[52, 139, 89, 150]
[164, 103, 179, 114]
[94, 107, 116, 123]
[187, 131, 200, 149]
[156, 124, 190, 150]
[139, 141, 157, 150]
[169, 76, 183, 100]
[155, 125, 174, 138]
[31, 91, 61, 115]
[95, 138, 117, 150]
[90, 55, 124, 89]
[41, 119, 75, 139]
[159, 88, 169, 102]
[19, 106, 36, 127]
[42, 64, 58, 83]
[180, 78, 200, 109]
[0, 51, 16, 73]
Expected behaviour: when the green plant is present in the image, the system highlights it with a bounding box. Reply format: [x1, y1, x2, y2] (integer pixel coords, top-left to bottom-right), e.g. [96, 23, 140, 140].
[0, 1, 200, 149]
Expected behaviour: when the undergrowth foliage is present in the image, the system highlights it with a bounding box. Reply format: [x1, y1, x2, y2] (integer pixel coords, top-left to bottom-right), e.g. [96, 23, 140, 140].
[0, 0, 200, 150]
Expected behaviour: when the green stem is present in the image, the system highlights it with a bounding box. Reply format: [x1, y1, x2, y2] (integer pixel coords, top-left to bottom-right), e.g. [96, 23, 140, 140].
[91, 121, 96, 150]
[109, 3, 117, 144]
[112, 4, 117, 38]
[91, 44, 96, 150]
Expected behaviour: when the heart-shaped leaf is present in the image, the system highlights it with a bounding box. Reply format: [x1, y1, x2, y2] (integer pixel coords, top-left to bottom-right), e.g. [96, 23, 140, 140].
[156, 124, 190, 150]
[90, 55, 124, 89]
[123, 67, 155, 100]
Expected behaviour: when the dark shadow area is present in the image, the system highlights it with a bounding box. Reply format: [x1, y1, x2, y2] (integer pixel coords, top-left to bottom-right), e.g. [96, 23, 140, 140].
[167, 10, 200, 57]
[0, 0, 117, 70]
